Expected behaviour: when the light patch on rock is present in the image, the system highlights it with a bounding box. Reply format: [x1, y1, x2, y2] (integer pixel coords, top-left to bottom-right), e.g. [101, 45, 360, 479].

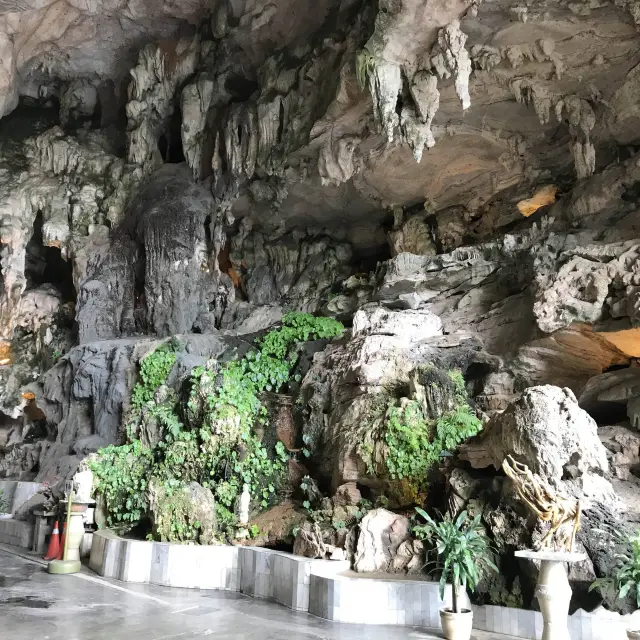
[517, 185, 558, 217]
[431, 20, 472, 111]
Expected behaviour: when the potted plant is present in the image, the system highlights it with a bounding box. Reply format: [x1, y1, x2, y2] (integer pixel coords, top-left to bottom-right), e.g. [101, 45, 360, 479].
[415, 507, 497, 640]
[589, 529, 640, 639]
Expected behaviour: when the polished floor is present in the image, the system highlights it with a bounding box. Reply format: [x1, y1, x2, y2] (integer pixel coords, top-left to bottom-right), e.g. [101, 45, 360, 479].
[0, 547, 520, 640]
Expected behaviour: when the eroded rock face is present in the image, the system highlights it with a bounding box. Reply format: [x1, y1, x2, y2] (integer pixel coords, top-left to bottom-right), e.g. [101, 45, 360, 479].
[76, 165, 230, 342]
[461, 385, 608, 487]
[1, 0, 640, 615]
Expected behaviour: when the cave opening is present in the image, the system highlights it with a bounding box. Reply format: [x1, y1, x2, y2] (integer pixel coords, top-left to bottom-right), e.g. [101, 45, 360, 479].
[25, 211, 75, 302]
[159, 105, 185, 164]
[224, 75, 259, 103]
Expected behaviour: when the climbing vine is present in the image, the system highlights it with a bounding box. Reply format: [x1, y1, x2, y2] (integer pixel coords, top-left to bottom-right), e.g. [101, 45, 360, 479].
[90, 313, 344, 541]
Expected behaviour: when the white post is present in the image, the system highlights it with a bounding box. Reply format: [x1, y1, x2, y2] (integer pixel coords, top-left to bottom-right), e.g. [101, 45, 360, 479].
[515, 550, 586, 640]
[536, 560, 572, 640]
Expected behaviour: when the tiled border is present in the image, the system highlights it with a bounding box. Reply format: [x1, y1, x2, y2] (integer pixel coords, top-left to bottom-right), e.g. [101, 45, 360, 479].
[0, 518, 34, 549]
[88, 530, 640, 639]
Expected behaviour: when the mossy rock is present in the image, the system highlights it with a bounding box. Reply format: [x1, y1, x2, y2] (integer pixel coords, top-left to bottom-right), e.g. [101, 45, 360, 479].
[148, 480, 217, 544]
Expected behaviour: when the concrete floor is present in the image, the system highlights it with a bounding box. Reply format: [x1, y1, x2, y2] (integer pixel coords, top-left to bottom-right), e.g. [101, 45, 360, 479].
[0, 547, 520, 640]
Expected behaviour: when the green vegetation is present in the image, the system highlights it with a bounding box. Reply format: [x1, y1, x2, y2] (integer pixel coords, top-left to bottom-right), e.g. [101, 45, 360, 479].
[383, 370, 482, 491]
[590, 529, 640, 607]
[89, 313, 344, 542]
[89, 440, 153, 527]
[414, 508, 497, 613]
[355, 49, 377, 90]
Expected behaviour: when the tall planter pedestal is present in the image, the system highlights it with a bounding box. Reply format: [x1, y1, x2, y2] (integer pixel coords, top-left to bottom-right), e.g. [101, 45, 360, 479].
[515, 550, 586, 640]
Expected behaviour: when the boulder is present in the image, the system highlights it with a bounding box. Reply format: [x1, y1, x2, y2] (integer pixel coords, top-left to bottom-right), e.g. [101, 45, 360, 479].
[242, 502, 307, 549]
[460, 385, 608, 486]
[148, 480, 217, 544]
[599, 424, 640, 480]
[353, 508, 411, 573]
[293, 522, 325, 559]
[300, 304, 497, 492]
[333, 482, 362, 507]
[391, 538, 425, 574]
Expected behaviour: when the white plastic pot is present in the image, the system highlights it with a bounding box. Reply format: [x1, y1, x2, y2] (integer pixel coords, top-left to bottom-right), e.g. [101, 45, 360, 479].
[440, 607, 473, 640]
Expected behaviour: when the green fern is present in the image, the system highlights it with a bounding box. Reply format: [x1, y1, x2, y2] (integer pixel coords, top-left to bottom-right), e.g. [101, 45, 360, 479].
[436, 405, 482, 453]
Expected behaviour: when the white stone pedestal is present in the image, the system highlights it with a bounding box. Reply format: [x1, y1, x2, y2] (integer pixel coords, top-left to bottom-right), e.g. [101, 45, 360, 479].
[515, 550, 586, 640]
[61, 501, 89, 562]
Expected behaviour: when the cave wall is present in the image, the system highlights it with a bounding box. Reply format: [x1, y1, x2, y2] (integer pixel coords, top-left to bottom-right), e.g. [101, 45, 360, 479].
[1, 0, 640, 613]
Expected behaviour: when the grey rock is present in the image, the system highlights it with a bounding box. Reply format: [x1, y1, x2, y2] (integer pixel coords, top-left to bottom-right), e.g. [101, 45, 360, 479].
[293, 522, 326, 559]
[460, 385, 608, 487]
[77, 165, 231, 342]
[354, 509, 411, 573]
[148, 479, 217, 545]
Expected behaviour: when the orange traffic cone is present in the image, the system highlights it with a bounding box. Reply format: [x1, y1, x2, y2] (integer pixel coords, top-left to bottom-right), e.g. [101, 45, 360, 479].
[56, 523, 66, 560]
[43, 520, 60, 560]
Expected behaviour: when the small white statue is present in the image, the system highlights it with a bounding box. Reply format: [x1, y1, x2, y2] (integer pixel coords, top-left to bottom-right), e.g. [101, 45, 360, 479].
[237, 483, 250, 526]
[72, 462, 94, 503]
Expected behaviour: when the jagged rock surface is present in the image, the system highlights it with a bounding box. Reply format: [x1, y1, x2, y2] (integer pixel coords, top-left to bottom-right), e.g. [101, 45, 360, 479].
[460, 385, 609, 487]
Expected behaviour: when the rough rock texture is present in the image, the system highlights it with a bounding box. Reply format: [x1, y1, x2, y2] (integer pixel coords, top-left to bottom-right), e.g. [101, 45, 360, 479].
[77, 164, 231, 342]
[148, 479, 217, 545]
[0, 333, 242, 483]
[2, 0, 640, 615]
[353, 508, 411, 573]
[461, 385, 609, 487]
[299, 303, 497, 494]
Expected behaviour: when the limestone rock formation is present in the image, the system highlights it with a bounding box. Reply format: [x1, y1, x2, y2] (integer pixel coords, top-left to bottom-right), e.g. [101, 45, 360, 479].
[353, 508, 411, 573]
[461, 385, 609, 487]
[2, 0, 640, 617]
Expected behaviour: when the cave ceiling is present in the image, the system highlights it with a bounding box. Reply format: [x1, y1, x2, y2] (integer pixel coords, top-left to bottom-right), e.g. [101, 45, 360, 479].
[0, 0, 639, 256]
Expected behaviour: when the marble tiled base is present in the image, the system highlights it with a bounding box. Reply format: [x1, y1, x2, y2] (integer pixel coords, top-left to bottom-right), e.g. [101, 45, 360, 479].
[90, 531, 347, 611]
[309, 570, 470, 627]
[88, 530, 638, 640]
[0, 518, 34, 549]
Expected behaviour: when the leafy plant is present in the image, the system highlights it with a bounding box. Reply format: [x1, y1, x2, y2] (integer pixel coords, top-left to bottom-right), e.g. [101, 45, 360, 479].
[91, 313, 344, 542]
[131, 341, 179, 408]
[88, 439, 153, 528]
[590, 529, 640, 607]
[415, 508, 497, 613]
[383, 385, 482, 490]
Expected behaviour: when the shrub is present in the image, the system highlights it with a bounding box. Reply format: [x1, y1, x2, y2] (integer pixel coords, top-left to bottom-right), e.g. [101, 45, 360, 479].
[414, 508, 497, 613]
[383, 370, 482, 490]
[90, 313, 344, 541]
[590, 529, 640, 607]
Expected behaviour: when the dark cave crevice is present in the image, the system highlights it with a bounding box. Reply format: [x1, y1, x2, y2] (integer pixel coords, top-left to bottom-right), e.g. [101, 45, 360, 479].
[159, 104, 186, 164]
[224, 75, 259, 103]
[25, 211, 76, 302]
